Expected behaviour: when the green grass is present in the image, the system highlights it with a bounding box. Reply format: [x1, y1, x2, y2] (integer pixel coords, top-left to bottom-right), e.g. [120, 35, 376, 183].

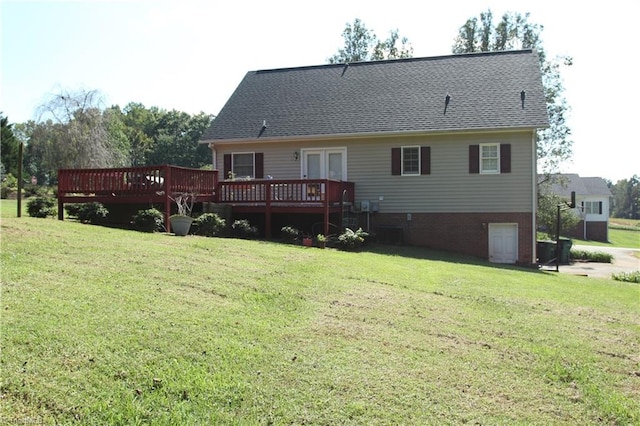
[569, 227, 640, 249]
[2, 200, 640, 424]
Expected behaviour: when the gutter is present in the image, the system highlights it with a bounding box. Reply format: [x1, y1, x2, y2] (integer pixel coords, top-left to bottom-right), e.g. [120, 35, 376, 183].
[199, 125, 547, 146]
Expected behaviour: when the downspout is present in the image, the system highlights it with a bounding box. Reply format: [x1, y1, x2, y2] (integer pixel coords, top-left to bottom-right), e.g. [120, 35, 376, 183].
[209, 143, 217, 169]
[532, 131, 538, 265]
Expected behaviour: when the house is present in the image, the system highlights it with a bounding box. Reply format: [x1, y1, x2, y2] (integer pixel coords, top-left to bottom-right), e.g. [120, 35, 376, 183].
[199, 49, 549, 264]
[542, 174, 612, 242]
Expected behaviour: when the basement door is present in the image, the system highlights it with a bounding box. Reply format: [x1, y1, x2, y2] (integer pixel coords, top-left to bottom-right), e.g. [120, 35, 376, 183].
[488, 223, 518, 263]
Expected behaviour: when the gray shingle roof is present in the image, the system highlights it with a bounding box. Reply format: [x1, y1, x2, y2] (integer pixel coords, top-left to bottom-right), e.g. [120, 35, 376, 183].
[545, 174, 612, 197]
[201, 49, 549, 142]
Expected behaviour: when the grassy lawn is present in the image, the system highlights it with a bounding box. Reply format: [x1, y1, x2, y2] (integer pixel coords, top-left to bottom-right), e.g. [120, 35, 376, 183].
[1, 200, 639, 424]
[538, 219, 640, 250]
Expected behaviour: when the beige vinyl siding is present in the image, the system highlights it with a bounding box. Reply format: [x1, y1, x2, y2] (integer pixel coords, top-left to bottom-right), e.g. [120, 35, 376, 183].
[215, 142, 302, 179]
[348, 132, 534, 213]
[211, 130, 535, 213]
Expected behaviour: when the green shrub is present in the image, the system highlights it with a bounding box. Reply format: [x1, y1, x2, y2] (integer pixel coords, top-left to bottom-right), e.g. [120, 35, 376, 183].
[66, 202, 108, 224]
[26, 196, 57, 218]
[612, 271, 640, 283]
[337, 227, 369, 251]
[232, 219, 258, 238]
[280, 226, 300, 243]
[194, 213, 226, 237]
[132, 208, 164, 233]
[1, 173, 17, 199]
[64, 204, 82, 218]
[22, 184, 48, 198]
[570, 249, 613, 263]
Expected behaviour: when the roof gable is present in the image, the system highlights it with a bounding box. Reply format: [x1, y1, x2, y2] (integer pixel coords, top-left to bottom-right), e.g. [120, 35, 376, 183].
[201, 50, 549, 142]
[544, 174, 612, 197]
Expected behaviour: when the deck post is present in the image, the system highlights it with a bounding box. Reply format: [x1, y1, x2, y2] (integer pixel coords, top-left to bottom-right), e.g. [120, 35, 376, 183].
[165, 165, 172, 233]
[58, 199, 64, 221]
[265, 182, 272, 238]
[324, 184, 330, 236]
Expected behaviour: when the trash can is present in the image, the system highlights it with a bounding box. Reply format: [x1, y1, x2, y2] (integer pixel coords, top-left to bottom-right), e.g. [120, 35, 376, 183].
[558, 238, 572, 264]
[537, 240, 556, 263]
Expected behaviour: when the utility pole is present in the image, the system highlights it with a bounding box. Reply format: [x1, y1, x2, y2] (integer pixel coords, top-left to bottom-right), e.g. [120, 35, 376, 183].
[17, 142, 23, 217]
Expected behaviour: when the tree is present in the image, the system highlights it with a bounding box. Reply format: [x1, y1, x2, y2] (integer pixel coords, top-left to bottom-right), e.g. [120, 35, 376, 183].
[35, 88, 128, 171]
[452, 10, 573, 176]
[328, 18, 413, 64]
[611, 176, 639, 219]
[1, 113, 20, 177]
[19, 120, 57, 185]
[537, 189, 580, 240]
[145, 110, 213, 168]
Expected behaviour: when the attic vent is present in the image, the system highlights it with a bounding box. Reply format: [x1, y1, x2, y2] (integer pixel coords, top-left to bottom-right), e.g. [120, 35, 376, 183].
[341, 63, 349, 76]
[444, 94, 451, 114]
[258, 120, 268, 137]
[520, 90, 526, 109]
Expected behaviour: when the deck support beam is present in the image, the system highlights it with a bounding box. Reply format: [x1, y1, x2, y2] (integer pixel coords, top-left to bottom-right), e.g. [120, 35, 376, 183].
[265, 183, 272, 238]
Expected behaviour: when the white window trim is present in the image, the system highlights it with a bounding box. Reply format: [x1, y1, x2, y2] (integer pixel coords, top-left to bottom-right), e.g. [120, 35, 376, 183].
[480, 143, 500, 174]
[584, 201, 597, 215]
[401, 145, 421, 176]
[232, 152, 255, 179]
[300, 147, 347, 180]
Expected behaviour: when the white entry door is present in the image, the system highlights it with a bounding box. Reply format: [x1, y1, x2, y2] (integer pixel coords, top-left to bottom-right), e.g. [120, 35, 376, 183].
[489, 223, 518, 263]
[302, 148, 346, 180]
[303, 151, 323, 179]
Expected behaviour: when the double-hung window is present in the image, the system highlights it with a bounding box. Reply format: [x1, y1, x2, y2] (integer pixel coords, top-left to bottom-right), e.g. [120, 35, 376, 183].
[402, 146, 420, 175]
[583, 201, 602, 215]
[480, 144, 499, 174]
[232, 153, 254, 179]
[223, 152, 264, 180]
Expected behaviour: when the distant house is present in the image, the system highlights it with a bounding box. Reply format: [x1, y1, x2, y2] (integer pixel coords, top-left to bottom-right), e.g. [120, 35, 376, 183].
[199, 49, 549, 264]
[542, 174, 612, 241]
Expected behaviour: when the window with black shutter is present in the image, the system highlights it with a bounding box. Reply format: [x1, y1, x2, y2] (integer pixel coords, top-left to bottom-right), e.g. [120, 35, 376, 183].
[392, 146, 431, 176]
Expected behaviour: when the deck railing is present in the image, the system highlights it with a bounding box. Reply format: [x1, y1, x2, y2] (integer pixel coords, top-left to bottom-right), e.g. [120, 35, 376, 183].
[218, 179, 354, 206]
[57, 165, 218, 198]
[57, 168, 353, 236]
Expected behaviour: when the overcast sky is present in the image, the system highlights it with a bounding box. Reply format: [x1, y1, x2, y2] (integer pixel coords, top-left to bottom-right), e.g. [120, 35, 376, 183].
[1, 0, 638, 182]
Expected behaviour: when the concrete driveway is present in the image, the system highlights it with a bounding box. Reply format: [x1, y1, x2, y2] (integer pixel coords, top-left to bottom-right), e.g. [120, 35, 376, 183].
[552, 245, 640, 279]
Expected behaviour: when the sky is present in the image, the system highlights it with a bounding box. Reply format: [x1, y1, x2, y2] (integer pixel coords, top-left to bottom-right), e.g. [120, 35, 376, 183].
[1, 0, 638, 182]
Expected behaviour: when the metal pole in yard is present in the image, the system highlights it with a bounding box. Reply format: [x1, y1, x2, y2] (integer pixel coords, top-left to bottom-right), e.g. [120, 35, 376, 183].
[555, 204, 561, 272]
[17, 142, 23, 217]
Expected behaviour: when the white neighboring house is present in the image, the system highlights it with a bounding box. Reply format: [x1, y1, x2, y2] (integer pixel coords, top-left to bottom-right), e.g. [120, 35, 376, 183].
[546, 174, 612, 242]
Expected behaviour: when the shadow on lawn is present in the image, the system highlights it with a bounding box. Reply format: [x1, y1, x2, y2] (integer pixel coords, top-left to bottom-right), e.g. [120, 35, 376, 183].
[366, 243, 545, 275]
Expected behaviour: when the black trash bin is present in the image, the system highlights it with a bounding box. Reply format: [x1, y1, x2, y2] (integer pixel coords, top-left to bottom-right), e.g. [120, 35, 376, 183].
[537, 240, 556, 263]
[558, 238, 572, 264]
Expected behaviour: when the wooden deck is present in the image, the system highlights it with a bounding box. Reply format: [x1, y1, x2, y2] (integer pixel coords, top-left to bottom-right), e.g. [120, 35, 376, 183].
[57, 165, 218, 232]
[57, 166, 354, 236]
[218, 179, 355, 236]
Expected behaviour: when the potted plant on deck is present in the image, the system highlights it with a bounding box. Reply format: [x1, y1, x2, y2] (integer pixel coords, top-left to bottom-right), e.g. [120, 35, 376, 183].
[169, 192, 195, 236]
[316, 233, 327, 249]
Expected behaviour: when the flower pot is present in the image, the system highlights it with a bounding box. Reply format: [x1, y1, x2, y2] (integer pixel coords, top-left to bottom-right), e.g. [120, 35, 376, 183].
[170, 215, 193, 236]
[302, 237, 312, 247]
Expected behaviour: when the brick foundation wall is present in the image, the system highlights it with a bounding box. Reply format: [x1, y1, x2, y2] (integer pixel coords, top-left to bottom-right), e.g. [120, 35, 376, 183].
[566, 221, 608, 242]
[370, 212, 534, 264]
